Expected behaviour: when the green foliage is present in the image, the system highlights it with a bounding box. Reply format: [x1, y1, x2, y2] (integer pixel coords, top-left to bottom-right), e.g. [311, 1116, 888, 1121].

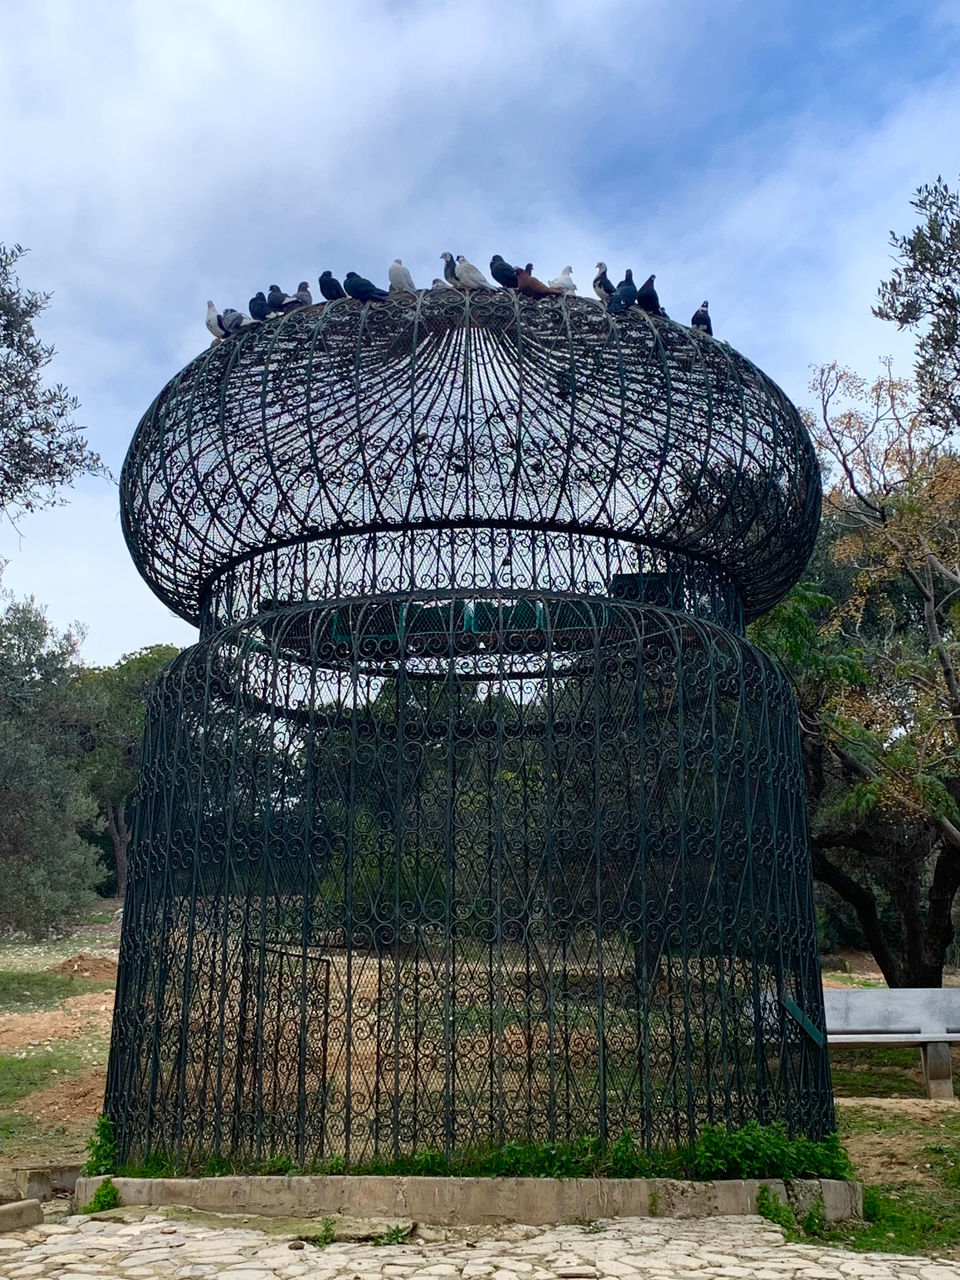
[755, 1183, 796, 1233]
[802, 1199, 827, 1237]
[372, 1224, 411, 1246]
[0, 242, 101, 517]
[689, 1122, 851, 1181]
[119, 1123, 852, 1183]
[0, 594, 104, 936]
[300, 1217, 337, 1247]
[875, 175, 960, 432]
[83, 1116, 118, 1176]
[80, 1176, 120, 1214]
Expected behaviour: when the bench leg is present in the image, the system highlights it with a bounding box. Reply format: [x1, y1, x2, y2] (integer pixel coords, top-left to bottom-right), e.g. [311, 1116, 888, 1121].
[921, 1042, 954, 1099]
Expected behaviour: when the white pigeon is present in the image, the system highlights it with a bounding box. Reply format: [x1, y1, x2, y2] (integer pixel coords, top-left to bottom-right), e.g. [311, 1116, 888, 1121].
[455, 255, 495, 290]
[431, 277, 453, 289]
[205, 301, 228, 340]
[548, 266, 577, 294]
[388, 259, 417, 293]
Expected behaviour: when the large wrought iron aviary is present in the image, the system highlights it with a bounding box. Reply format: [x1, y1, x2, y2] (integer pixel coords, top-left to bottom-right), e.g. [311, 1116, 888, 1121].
[107, 289, 832, 1168]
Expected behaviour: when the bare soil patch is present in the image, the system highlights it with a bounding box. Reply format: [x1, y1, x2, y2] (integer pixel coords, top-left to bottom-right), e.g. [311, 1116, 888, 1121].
[0, 991, 114, 1052]
[14, 1067, 106, 1126]
[837, 1096, 960, 1187]
[54, 953, 118, 981]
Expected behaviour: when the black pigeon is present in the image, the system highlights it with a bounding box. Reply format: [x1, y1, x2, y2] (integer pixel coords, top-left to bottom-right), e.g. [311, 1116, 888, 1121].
[249, 291, 269, 321]
[607, 269, 638, 315]
[691, 300, 712, 335]
[318, 271, 346, 300]
[490, 255, 519, 289]
[524, 263, 533, 274]
[637, 274, 663, 316]
[441, 251, 459, 285]
[267, 284, 293, 314]
[343, 271, 388, 301]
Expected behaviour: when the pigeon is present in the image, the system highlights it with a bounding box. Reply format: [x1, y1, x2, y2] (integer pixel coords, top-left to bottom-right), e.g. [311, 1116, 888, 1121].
[441, 252, 460, 285]
[516, 267, 562, 299]
[455, 256, 496, 290]
[205, 301, 228, 340]
[607, 269, 638, 315]
[524, 263, 533, 273]
[592, 263, 615, 304]
[431, 277, 453, 289]
[343, 271, 388, 301]
[548, 266, 577, 294]
[294, 281, 313, 307]
[388, 259, 418, 293]
[636, 274, 663, 316]
[691, 300, 712, 335]
[249, 291, 270, 320]
[318, 271, 346, 300]
[267, 284, 296, 314]
[219, 307, 249, 334]
[490, 255, 519, 289]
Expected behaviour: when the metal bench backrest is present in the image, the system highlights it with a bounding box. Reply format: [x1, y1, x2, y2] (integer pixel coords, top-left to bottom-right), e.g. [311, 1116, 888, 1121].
[824, 987, 960, 1040]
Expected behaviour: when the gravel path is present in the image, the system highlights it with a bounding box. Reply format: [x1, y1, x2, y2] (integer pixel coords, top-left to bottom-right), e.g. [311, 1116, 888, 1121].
[2, 1213, 960, 1280]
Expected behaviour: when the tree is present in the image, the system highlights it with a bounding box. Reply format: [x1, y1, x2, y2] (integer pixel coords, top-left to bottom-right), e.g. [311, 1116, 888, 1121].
[875, 175, 960, 432]
[1, 242, 101, 517]
[75, 645, 179, 899]
[752, 362, 960, 986]
[0, 593, 103, 935]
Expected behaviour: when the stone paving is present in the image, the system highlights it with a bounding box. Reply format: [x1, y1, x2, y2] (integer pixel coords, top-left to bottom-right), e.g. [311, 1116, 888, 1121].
[1, 1213, 960, 1280]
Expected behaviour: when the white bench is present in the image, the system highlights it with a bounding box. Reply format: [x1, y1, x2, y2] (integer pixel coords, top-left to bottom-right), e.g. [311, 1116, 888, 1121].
[823, 987, 960, 1099]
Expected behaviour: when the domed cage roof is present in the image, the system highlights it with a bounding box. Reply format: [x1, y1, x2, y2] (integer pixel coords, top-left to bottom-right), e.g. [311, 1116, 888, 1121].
[121, 292, 821, 630]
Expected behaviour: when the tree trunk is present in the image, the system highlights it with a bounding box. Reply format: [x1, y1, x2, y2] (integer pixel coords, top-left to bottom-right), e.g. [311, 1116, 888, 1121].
[810, 840, 905, 987]
[105, 803, 130, 900]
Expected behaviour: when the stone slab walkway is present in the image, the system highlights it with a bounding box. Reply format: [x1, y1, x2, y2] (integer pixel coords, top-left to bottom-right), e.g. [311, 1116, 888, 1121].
[1, 1213, 959, 1280]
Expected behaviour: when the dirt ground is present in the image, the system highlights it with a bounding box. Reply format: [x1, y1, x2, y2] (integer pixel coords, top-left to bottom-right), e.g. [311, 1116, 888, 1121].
[0, 990, 114, 1053]
[54, 953, 119, 980]
[837, 1096, 960, 1188]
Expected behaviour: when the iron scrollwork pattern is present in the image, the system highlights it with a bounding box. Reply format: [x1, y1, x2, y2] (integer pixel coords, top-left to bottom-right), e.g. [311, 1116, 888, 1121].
[108, 292, 833, 1168]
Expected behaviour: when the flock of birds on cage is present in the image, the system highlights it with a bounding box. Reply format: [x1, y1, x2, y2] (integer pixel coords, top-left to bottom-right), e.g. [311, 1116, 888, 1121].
[205, 253, 714, 344]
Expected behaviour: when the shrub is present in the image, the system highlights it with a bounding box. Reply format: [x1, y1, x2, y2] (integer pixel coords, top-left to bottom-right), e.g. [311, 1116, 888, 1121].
[81, 1176, 120, 1213]
[82, 1115, 117, 1176]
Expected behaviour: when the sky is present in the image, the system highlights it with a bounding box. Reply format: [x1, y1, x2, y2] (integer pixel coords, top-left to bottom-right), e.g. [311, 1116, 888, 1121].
[1, 0, 959, 664]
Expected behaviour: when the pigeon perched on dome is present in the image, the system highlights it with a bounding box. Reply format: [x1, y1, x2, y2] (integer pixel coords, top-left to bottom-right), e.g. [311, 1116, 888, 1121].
[220, 307, 250, 333]
[267, 285, 296, 314]
[592, 263, 615, 304]
[441, 252, 460, 286]
[344, 272, 388, 301]
[607, 270, 638, 315]
[431, 277, 453, 289]
[249, 292, 270, 320]
[388, 259, 418, 293]
[691, 301, 712, 335]
[318, 271, 345, 301]
[637, 274, 663, 317]
[455, 256, 496, 290]
[490, 255, 519, 289]
[548, 267, 576, 294]
[517, 267, 562, 299]
[205, 301, 228, 340]
[293, 282, 313, 307]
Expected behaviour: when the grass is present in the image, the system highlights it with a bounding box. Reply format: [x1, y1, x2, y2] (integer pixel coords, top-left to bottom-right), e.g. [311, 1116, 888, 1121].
[822, 1185, 960, 1255]
[830, 1046, 927, 1098]
[0, 969, 113, 1015]
[0, 1045, 87, 1107]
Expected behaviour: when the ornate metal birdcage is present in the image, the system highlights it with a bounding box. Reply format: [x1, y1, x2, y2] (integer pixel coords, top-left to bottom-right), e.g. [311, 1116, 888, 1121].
[107, 288, 832, 1169]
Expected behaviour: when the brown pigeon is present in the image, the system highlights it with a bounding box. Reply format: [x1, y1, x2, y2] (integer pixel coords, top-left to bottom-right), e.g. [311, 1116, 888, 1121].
[516, 267, 562, 299]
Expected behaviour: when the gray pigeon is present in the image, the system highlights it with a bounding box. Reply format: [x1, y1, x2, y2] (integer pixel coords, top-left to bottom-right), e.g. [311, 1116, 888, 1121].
[294, 281, 313, 307]
[455, 256, 495, 290]
[431, 277, 453, 289]
[220, 307, 248, 333]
